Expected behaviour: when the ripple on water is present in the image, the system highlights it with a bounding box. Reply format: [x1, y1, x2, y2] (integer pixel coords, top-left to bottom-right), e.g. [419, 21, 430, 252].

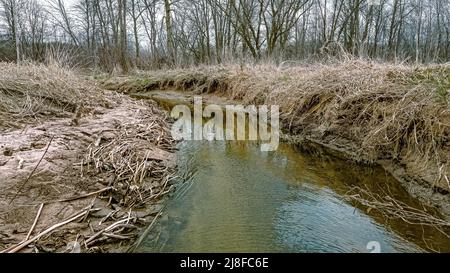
[135, 140, 443, 253]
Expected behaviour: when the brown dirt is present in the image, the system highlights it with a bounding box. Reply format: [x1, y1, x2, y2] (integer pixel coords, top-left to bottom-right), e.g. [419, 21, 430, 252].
[0, 90, 177, 253]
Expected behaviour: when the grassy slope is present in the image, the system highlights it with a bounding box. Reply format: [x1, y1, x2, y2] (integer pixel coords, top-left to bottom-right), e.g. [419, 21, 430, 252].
[103, 60, 450, 198]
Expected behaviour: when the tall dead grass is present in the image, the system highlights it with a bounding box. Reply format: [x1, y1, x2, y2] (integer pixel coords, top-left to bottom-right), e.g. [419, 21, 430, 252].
[104, 60, 450, 192]
[0, 62, 104, 130]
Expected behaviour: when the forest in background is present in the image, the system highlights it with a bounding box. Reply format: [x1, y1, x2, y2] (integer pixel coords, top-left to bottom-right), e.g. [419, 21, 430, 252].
[0, 0, 449, 72]
[1, 0, 450, 254]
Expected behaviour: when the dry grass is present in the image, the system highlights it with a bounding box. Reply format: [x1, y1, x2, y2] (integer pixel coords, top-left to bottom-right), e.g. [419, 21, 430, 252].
[0, 62, 105, 130]
[84, 100, 178, 208]
[345, 186, 450, 235]
[0, 62, 179, 252]
[102, 60, 450, 192]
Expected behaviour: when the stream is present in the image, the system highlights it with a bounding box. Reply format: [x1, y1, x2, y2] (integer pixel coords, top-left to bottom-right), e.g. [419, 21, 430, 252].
[132, 91, 450, 253]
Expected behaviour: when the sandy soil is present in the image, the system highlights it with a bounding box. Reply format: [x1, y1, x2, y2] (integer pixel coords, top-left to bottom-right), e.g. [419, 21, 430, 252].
[0, 91, 177, 253]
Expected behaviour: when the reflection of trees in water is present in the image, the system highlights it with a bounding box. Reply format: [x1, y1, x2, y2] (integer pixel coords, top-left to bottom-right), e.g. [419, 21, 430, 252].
[138, 141, 450, 253]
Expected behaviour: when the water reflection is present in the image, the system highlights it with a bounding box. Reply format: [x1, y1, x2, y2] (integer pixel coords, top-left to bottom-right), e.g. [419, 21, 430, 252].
[132, 90, 450, 253]
[135, 141, 449, 253]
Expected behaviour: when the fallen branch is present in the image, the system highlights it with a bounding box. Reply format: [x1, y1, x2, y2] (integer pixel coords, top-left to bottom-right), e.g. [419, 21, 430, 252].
[85, 218, 134, 246]
[103, 233, 132, 240]
[9, 136, 55, 204]
[7, 208, 89, 253]
[0, 203, 45, 253]
[26, 203, 44, 241]
[47, 187, 113, 204]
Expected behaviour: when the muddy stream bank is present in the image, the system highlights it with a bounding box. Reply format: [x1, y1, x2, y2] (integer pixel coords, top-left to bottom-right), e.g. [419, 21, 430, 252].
[0, 91, 177, 253]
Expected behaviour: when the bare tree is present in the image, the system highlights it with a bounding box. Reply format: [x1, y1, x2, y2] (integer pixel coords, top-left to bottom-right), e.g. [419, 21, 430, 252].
[0, 0, 448, 67]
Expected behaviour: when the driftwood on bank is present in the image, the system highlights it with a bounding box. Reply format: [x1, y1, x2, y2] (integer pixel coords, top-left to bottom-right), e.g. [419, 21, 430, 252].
[0, 63, 178, 253]
[4, 208, 90, 253]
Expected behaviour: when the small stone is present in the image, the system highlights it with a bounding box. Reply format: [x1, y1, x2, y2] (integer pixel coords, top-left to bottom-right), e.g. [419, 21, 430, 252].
[3, 148, 13, 157]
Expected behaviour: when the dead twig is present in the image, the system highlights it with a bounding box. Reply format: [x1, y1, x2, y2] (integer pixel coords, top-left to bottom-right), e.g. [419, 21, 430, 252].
[9, 136, 55, 204]
[47, 187, 113, 204]
[103, 233, 132, 240]
[26, 203, 45, 241]
[0, 203, 45, 253]
[85, 218, 135, 246]
[6, 208, 90, 253]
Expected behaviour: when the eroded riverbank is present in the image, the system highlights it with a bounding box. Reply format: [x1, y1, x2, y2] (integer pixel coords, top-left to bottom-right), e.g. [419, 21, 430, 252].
[101, 62, 450, 221]
[129, 89, 450, 253]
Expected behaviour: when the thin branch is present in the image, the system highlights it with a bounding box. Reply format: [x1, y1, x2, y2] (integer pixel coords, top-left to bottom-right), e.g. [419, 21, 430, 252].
[9, 136, 55, 205]
[25, 203, 44, 241]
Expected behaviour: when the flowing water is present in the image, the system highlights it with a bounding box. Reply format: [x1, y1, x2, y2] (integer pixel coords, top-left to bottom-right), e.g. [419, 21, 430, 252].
[133, 91, 450, 253]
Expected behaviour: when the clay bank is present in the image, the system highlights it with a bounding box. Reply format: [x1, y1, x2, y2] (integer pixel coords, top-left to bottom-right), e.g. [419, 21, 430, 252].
[0, 63, 177, 253]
